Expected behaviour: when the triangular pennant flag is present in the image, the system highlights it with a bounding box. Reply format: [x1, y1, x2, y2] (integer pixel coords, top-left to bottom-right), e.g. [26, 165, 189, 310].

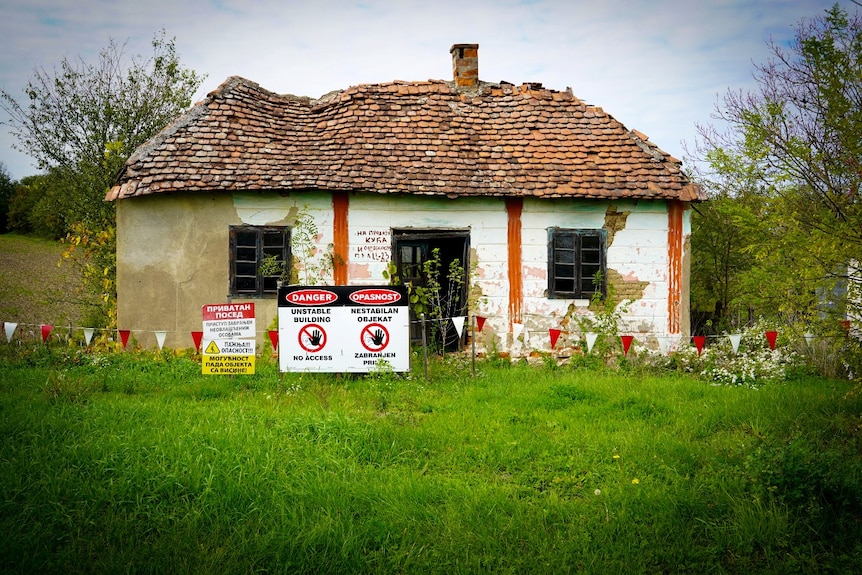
[693, 335, 705, 356]
[451, 316, 466, 338]
[41, 324, 53, 343]
[621, 335, 634, 356]
[657, 336, 669, 354]
[765, 330, 778, 350]
[728, 334, 741, 354]
[804, 332, 814, 346]
[83, 327, 95, 346]
[512, 322, 524, 338]
[268, 330, 279, 351]
[119, 329, 131, 349]
[585, 332, 598, 353]
[476, 316, 486, 332]
[4, 322, 16, 343]
[549, 328, 561, 349]
[191, 331, 203, 352]
[154, 330, 167, 351]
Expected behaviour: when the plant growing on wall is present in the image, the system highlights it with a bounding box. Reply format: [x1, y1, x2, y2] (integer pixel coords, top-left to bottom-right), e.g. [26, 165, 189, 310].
[575, 272, 632, 363]
[257, 205, 341, 287]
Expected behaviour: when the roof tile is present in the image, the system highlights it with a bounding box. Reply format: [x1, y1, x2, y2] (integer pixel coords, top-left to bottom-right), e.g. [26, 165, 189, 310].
[110, 76, 704, 202]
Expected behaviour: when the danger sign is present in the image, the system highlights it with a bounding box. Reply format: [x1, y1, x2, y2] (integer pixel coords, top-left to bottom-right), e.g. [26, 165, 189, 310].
[298, 324, 327, 353]
[278, 285, 409, 373]
[360, 323, 390, 352]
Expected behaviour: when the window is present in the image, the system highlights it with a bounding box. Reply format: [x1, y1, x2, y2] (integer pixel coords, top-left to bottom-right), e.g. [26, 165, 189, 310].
[547, 228, 606, 299]
[229, 226, 290, 296]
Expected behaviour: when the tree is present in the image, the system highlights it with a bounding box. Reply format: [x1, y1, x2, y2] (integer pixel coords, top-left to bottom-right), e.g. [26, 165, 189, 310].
[0, 163, 15, 233]
[0, 31, 205, 338]
[695, 4, 861, 327]
[0, 30, 205, 229]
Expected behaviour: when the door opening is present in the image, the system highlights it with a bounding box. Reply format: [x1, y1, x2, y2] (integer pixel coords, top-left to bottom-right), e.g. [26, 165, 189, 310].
[393, 229, 469, 352]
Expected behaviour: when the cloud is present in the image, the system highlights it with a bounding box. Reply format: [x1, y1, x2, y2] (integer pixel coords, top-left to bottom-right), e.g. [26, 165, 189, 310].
[0, 0, 851, 179]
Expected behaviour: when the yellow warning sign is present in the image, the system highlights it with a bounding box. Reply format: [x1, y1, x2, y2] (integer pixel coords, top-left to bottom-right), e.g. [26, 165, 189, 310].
[201, 339, 256, 375]
[202, 354, 256, 375]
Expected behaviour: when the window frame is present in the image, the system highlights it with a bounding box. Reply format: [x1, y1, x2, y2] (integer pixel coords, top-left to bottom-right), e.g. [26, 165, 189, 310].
[229, 225, 291, 297]
[547, 228, 607, 299]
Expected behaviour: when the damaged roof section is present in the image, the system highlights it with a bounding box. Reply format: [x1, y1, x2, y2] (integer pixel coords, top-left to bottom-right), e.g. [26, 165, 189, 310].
[108, 69, 704, 202]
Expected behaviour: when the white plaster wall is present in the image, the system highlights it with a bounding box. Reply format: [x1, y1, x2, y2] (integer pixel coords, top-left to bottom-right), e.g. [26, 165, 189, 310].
[343, 195, 676, 353]
[118, 190, 684, 353]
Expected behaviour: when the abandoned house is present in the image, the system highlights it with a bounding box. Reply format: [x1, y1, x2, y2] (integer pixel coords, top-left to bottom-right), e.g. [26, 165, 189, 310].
[107, 44, 704, 354]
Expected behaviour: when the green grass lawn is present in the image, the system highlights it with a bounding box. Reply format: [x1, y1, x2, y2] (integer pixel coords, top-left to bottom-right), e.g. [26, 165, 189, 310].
[2, 349, 861, 574]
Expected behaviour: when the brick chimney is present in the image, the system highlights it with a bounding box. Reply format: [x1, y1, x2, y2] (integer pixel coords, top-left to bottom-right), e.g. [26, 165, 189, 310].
[450, 44, 479, 88]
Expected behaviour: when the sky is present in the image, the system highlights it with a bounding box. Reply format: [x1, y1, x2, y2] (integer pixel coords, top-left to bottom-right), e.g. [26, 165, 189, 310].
[0, 0, 848, 181]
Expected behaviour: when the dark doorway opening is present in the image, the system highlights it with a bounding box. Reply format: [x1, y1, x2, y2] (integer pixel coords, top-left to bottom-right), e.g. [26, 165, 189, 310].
[393, 229, 469, 352]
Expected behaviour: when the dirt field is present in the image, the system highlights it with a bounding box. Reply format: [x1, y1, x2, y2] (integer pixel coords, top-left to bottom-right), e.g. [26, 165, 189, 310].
[0, 234, 92, 336]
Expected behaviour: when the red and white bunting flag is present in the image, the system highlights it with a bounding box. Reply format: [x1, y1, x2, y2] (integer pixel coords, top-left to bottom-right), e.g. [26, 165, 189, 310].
[154, 331, 167, 351]
[765, 330, 778, 350]
[621, 335, 634, 356]
[657, 336, 669, 354]
[693, 335, 705, 356]
[4, 322, 16, 343]
[83, 327, 95, 346]
[549, 328, 561, 349]
[451, 316, 466, 338]
[512, 322, 524, 339]
[585, 332, 598, 353]
[119, 329, 131, 349]
[268, 330, 279, 351]
[41, 324, 53, 343]
[475, 316, 487, 332]
[804, 332, 814, 346]
[191, 331, 203, 352]
[728, 334, 741, 354]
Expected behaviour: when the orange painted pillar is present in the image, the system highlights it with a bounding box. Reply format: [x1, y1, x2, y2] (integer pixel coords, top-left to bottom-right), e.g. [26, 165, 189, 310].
[332, 192, 349, 285]
[506, 198, 523, 327]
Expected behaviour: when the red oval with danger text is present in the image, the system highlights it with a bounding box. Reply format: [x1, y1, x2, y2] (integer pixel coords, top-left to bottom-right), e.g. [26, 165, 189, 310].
[349, 288, 402, 305]
[285, 289, 338, 306]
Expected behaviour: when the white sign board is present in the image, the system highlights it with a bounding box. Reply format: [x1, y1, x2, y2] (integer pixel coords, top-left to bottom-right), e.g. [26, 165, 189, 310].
[202, 303, 256, 340]
[277, 286, 410, 373]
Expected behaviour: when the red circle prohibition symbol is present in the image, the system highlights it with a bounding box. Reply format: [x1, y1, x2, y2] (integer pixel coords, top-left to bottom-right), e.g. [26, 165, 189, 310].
[360, 323, 390, 353]
[298, 323, 327, 353]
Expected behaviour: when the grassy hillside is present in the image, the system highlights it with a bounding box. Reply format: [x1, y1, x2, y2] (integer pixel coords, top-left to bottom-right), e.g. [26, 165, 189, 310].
[0, 233, 91, 333]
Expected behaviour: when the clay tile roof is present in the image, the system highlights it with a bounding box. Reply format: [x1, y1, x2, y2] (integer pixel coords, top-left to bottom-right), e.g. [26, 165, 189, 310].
[107, 75, 704, 202]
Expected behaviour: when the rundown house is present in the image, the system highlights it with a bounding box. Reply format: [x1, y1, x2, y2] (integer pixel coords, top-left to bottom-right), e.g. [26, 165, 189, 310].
[107, 44, 704, 353]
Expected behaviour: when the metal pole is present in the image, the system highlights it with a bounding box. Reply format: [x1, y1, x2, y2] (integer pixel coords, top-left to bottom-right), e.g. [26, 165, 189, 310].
[471, 314, 476, 378]
[421, 313, 428, 382]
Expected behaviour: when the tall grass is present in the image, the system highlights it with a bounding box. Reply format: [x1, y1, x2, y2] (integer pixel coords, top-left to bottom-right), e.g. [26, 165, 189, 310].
[1, 347, 861, 573]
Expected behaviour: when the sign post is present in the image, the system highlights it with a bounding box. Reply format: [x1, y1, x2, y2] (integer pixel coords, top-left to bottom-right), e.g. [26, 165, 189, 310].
[277, 285, 410, 373]
[201, 302, 256, 375]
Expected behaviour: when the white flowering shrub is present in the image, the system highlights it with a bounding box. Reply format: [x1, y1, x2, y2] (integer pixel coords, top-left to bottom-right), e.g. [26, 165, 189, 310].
[667, 321, 802, 387]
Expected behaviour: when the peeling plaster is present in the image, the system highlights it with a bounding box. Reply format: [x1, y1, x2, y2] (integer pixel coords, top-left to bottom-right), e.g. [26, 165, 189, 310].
[524, 265, 547, 279]
[232, 193, 299, 225]
[348, 263, 373, 279]
[603, 204, 630, 248]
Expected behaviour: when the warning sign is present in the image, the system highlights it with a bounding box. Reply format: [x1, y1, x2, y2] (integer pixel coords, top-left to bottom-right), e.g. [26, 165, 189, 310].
[202, 339, 256, 374]
[278, 286, 409, 373]
[202, 303, 255, 340]
[361, 323, 390, 352]
[202, 354, 256, 375]
[298, 324, 327, 353]
[201, 303, 256, 375]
